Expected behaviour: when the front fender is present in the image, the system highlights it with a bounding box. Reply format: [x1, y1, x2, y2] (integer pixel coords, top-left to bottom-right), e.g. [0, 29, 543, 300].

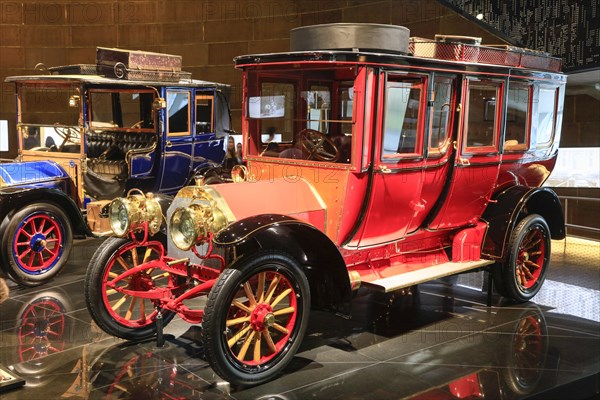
[215, 214, 352, 314]
[481, 186, 565, 260]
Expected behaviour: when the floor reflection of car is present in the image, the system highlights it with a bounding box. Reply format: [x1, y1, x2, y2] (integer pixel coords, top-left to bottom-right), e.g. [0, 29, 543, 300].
[0, 48, 232, 286]
[84, 24, 567, 385]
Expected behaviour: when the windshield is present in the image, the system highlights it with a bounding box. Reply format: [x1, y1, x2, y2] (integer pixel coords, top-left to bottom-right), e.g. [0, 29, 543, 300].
[19, 84, 82, 153]
[245, 67, 357, 164]
[89, 90, 155, 131]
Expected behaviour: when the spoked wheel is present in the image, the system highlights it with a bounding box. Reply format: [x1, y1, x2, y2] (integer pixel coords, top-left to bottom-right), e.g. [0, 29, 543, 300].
[202, 251, 310, 386]
[499, 214, 551, 302]
[1, 203, 72, 286]
[18, 296, 67, 362]
[84, 235, 181, 340]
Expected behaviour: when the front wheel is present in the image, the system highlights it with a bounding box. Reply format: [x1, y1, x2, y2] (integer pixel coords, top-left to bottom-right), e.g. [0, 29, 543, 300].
[1, 202, 72, 286]
[499, 214, 551, 302]
[84, 236, 179, 341]
[201, 251, 310, 386]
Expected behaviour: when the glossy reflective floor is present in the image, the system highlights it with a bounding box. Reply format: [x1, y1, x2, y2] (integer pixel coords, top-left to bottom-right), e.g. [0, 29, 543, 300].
[0, 237, 598, 399]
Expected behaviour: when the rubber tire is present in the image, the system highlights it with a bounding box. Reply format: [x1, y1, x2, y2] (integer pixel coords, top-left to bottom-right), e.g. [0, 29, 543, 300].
[499, 214, 551, 303]
[1, 202, 72, 287]
[84, 236, 177, 341]
[201, 251, 311, 386]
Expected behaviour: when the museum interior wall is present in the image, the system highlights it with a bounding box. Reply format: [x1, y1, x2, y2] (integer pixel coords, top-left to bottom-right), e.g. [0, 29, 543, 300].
[0, 0, 598, 237]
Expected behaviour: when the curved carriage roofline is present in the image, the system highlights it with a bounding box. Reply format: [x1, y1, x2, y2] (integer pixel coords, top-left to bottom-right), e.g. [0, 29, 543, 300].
[4, 74, 231, 90]
[234, 50, 565, 79]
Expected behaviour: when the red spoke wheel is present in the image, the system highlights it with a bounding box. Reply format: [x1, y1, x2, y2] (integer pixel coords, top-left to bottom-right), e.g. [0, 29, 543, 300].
[202, 251, 310, 386]
[500, 214, 551, 302]
[18, 297, 66, 362]
[1, 203, 72, 286]
[84, 235, 181, 340]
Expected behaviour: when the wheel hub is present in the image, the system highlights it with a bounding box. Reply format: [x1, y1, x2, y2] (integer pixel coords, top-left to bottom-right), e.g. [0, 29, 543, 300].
[129, 273, 154, 291]
[250, 303, 274, 331]
[30, 233, 47, 252]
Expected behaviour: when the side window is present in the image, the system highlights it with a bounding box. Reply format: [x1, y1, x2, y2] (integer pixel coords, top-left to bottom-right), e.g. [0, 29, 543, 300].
[167, 91, 190, 136]
[505, 83, 532, 151]
[305, 85, 330, 133]
[196, 94, 214, 134]
[252, 82, 295, 143]
[382, 79, 424, 159]
[464, 81, 501, 152]
[535, 86, 558, 148]
[429, 76, 455, 153]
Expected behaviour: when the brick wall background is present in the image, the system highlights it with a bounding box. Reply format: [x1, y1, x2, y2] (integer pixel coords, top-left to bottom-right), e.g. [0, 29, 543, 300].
[0, 0, 503, 158]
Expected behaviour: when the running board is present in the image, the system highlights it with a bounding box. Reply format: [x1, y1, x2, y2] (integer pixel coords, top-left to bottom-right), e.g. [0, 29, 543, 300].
[362, 260, 494, 293]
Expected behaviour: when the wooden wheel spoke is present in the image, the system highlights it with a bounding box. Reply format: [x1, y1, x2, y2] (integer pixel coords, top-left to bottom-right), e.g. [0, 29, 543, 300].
[111, 295, 129, 311]
[131, 248, 139, 267]
[232, 300, 252, 314]
[264, 329, 278, 353]
[243, 282, 257, 306]
[237, 330, 256, 361]
[228, 325, 251, 348]
[19, 248, 32, 261]
[270, 288, 292, 308]
[522, 267, 534, 279]
[272, 322, 289, 335]
[273, 306, 295, 316]
[139, 299, 146, 321]
[108, 271, 119, 279]
[264, 276, 280, 304]
[524, 260, 541, 269]
[124, 297, 137, 320]
[38, 218, 46, 234]
[253, 331, 262, 362]
[256, 272, 265, 303]
[106, 288, 117, 296]
[226, 316, 250, 327]
[142, 247, 153, 264]
[43, 226, 55, 236]
[116, 256, 130, 270]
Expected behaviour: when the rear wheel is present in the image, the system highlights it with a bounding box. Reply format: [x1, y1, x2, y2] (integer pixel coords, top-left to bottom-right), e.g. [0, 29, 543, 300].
[84, 235, 179, 340]
[1, 203, 72, 287]
[202, 251, 310, 386]
[498, 214, 551, 302]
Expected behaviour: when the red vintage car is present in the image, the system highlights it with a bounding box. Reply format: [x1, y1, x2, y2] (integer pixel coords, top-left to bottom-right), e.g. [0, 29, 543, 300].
[84, 24, 566, 385]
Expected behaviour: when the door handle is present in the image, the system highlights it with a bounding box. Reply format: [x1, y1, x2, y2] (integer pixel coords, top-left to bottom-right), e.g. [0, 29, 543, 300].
[165, 140, 173, 148]
[378, 165, 392, 174]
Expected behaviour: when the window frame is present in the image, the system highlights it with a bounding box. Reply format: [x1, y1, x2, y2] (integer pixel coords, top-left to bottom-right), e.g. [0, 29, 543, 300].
[534, 85, 559, 149]
[462, 79, 504, 155]
[380, 73, 428, 163]
[195, 94, 214, 135]
[166, 90, 191, 137]
[503, 81, 533, 153]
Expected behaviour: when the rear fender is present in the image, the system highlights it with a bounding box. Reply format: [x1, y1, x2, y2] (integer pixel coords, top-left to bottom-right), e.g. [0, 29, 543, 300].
[481, 186, 564, 260]
[215, 214, 352, 314]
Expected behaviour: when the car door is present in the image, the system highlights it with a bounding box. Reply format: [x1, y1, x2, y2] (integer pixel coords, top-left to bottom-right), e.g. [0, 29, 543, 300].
[358, 73, 428, 247]
[427, 77, 503, 230]
[159, 89, 193, 192]
[192, 90, 227, 168]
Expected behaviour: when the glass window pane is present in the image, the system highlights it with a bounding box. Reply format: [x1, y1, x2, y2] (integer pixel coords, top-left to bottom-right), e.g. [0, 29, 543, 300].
[536, 87, 556, 147]
[505, 85, 530, 150]
[196, 96, 213, 133]
[168, 92, 189, 134]
[466, 83, 498, 149]
[382, 82, 421, 158]
[430, 77, 454, 150]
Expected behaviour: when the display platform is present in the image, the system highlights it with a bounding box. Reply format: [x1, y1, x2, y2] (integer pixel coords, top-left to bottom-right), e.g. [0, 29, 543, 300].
[0, 237, 597, 399]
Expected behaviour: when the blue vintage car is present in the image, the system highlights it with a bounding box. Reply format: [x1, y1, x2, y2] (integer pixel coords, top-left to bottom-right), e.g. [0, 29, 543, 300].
[1, 62, 232, 286]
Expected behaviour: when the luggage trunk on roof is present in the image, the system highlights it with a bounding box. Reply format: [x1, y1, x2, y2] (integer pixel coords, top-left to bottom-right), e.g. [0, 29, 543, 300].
[96, 47, 184, 81]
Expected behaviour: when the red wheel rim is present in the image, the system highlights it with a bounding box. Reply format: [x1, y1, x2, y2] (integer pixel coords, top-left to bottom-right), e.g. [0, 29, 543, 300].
[18, 299, 66, 362]
[101, 241, 172, 328]
[515, 228, 546, 289]
[12, 213, 64, 274]
[225, 271, 298, 366]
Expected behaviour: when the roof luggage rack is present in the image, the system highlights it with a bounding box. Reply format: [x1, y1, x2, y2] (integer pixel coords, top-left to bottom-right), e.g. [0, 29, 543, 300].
[409, 35, 562, 72]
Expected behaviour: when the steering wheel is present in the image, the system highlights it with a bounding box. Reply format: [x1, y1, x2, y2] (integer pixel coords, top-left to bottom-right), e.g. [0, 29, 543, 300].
[298, 129, 339, 162]
[53, 126, 81, 151]
[131, 120, 144, 129]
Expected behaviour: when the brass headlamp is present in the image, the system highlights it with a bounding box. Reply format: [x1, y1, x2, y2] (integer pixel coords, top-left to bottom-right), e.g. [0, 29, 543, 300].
[169, 193, 231, 251]
[108, 191, 163, 237]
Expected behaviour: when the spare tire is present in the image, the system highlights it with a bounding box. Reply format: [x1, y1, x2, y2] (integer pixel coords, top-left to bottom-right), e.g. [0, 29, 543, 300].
[290, 23, 410, 54]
